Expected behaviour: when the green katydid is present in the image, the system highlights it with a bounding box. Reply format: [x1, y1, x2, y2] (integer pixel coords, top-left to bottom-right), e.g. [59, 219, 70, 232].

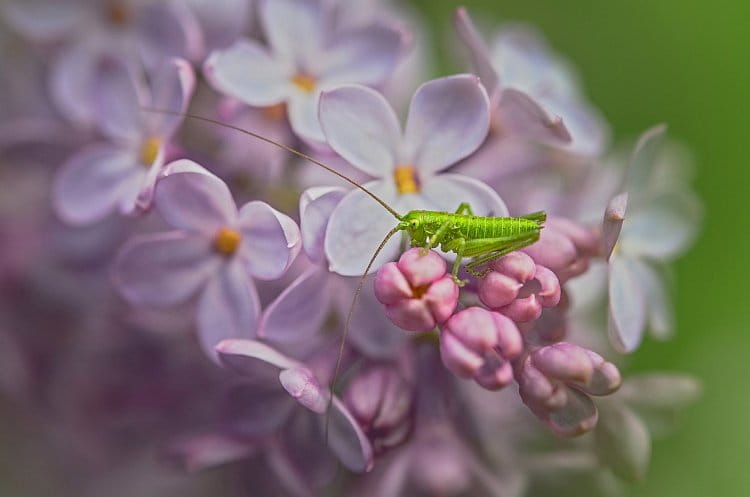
[143, 109, 545, 437]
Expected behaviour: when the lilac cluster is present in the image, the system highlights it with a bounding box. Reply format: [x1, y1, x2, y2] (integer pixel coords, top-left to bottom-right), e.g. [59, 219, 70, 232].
[0, 1, 703, 496]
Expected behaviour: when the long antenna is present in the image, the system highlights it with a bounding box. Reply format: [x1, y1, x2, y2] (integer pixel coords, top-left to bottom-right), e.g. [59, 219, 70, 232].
[141, 107, 403, 220]
[324, 225, 402, 440]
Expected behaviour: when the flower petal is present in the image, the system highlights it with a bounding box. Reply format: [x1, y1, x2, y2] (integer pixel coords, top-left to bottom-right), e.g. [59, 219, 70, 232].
[299, 186, 347, 264]
[167, 433, 257, 472]
[318, 85, 401, 176]
[322, 23, 407, 87]
[259, 0, 324, 62]
[496, 89, 571, 145]
[155, 160, 238, 233]
[197, 258, 261, 360]
[287, 91, 326, 145]
[94, 56, 144, 143]
[134, 2, 203, 68]
[223, 381, 296, 437]
[216, 338, 299, 375]
[258, 267, 331, 344]
[1, 0, 85, 41]
[602, 192, 628, 260]
[346, 279, 408, 358]
[404, 74, 490, 174]
[326, 397, 375, 473]
[184, 0, 251, 53]
[627, 124, 668, 195]
[50, 38, 105, 127]
[145, 57, 196, 139]
[279, 366, 330, 413]
[453, 8, 499, 98]
[204, 38, 293, 106]
[237, 201, 301, 280]
[114, 231, 218, 306]
[324, 181, 402, 276]
[419, 174, 508, 217]
[596, 402, 651, 481]
[608, 255, 646, 353]
[627, 260, 674, 340]
[53, 144, 140, 225]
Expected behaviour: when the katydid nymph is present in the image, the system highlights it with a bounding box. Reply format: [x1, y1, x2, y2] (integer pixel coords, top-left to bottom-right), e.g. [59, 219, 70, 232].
[143, 108, 545, 437]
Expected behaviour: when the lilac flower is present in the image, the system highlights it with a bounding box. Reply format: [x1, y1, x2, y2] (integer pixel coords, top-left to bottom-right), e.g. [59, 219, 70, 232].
[439, 307, 523, 390]
[1, 0, 204, 127]
[516, 342, 621, 436]
[53, 57, 195, 225]
[204, 0, 408, 144]
[477, 251, 561, 323]
[375, 248, 459, 332]
[454, 8, 608, 156]
[321, 75, 508, 275]
[115, 160, 301, 358]
[604, 126, 702, 352]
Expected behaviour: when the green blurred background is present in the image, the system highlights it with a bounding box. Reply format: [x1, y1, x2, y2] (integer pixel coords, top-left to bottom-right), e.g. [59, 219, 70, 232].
[407, 0, 750, 495]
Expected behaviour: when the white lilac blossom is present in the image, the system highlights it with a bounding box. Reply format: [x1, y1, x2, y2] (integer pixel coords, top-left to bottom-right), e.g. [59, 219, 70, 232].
[204, 0, 408, 145]
[604, 126, 702, 352]
[321, 75, 507, 275]
[0, 2, 704, 496]
[53, 57, 195, 225]
[115, 160, 301, 358]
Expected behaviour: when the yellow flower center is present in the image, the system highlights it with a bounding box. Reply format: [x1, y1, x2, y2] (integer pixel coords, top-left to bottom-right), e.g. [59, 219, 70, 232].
[263, 103, 286, 121]
[213, 227, 242, 256]
[291, 73, 316, 93]
[106, 2, 131, 26]
[140, 137, 161, 166]
[394, 165, 420, 194]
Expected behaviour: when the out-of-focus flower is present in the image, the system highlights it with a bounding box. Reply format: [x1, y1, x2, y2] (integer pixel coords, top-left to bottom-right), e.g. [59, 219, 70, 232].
[115, 161, 301, 358]
[478, 251, 561, 323]
[375, 248, 459, 332]
[604, 126, 702, 352]
[320, 75, 507, 275]
[53, 57, 195, 225]
[439, 307, 523, 390]
[204, 0, 408, 144]
[454, 7, 608, 157]
[517, 342, 621, 436]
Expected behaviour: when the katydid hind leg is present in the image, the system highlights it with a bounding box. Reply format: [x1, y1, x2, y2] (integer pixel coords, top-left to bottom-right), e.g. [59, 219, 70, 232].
[454, 202, 475, 215]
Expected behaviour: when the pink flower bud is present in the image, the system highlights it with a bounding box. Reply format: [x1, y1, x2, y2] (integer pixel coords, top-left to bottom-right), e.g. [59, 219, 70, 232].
[344, 365, 414, 455]
[439, 307, 522, 390]
[523, 217, 597, 282]
[375, 248, 459, 332]
[478, 252, 561, 323]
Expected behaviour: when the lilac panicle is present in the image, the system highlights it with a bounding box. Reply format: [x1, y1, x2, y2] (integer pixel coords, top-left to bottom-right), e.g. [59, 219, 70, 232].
[375, 248, 459, 332]
[115, 160, 301, 359]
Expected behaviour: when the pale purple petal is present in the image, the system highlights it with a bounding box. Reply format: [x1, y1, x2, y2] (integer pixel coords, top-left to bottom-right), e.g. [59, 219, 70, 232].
[216, 338, 300, 374]
[324, 181, 401, 276]
[53, 144, 140, 225]
[259, 267, 331, 344]
[322, 23, 407, 86]
[50, 39, 102, 127]
[114, 231, 218, 306]
[497, 89, 571, 145]
[288, 91, 326, 145]
[155, 160, 238, 233]
[237, 201, 301, 280]
[93, 56, 145, 143]
[185, 0, 250, 53]
[326, 397, 375, 473]
[596, 403, 651, 481]
[146, 58, 196, 139]
[167, 433, 257, 472]
[419, 174, 508, 217]
[224, 382, 297, 437]
[627, 124, 668, 194]
[453, 8, 499, 98]
[319, 85, 401, 177]
[299, 187, 347, 264]
[259, 0, 324, 61]
[279, 366, 330, 413]
[204, 39, 293, 106]
[197, 258, 260, 360]
[602, 192, 628, 260]
[403, 74, 490, 174]
[346, 280, 409, 358]
[620, 191, 701, 260]
[608, 255, 646, 353]
[537, 95, 608, 156]
[628, 260, 674, 340]
[134, 2, 203, 68]
[1, 0, 85, 40]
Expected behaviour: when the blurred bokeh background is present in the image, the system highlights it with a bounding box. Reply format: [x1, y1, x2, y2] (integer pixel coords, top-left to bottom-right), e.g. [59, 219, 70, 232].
[408, 0, 749, 495]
